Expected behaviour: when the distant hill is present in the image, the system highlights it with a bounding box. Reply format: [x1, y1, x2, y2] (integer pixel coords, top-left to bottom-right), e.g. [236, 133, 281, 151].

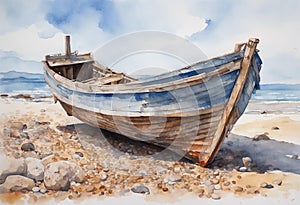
[0, 71, 44, 81]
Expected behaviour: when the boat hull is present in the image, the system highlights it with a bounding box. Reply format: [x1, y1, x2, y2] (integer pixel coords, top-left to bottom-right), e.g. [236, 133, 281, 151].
[43, 38, 262, 166]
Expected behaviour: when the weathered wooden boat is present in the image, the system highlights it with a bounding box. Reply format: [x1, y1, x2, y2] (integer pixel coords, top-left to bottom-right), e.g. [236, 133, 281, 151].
[43, 36, 262, 166]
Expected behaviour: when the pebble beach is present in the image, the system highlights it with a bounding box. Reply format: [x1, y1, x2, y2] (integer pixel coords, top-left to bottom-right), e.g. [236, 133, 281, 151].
[0, 95, 300, 204]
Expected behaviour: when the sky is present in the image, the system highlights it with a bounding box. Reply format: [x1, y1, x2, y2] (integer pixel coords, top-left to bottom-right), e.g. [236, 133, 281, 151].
[0, 0, 299, 84]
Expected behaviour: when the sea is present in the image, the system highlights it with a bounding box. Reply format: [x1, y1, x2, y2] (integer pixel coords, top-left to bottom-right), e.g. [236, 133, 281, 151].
[1, 71, 300, 102]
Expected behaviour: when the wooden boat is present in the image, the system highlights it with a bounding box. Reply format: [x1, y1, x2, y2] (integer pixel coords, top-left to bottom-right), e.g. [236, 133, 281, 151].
[43, 36, 262, 166]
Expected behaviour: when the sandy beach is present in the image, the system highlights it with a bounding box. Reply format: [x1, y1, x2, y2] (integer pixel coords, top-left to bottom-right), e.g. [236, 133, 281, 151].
[0, 96, 300, 204]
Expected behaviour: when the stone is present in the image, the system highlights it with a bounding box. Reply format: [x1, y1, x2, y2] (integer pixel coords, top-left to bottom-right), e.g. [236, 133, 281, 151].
[204, 180, 212, 186]
[234, 186, 244, 193]
[10, 122, 26, 130]
[44, 161, 84, 190]
[260, 183, 274, 189]
[103, 167, 110, 172]
[40, 188, 47, 194]
[21, 142, 35, 151]
[131, 184, 150, 194]
[71, 135, 79, 140]
[0, 156, 27, 184]
[86, 185, 95, 192]
[253, 133, 270, 141]
[223, 181, 231, 186]
[205, 185, 215, 195]
[0, 175, 35, 192]
[42, 155, 56, 166]
[139, 170, 148, 176]
[75, 152, 84, 157]
[271, 126, 280, 130]
[211, 193, 221, 200]
[25, 157, 44, 181]
[32, 186, 40, 192]
[11, 94, 32, 100]
[174, 167, 181, 173]
[242, 157, 252, 168]
[239, 167, 248, 172]
[164, 174, 181, 184]
[100, 173, 108, 181]
[214, 184, 221, 190]
[86, 164, 96, 170]
[9, 130, 19, 138]
[15, 139, 23, 145]
[212, 178, 219, 184]
[20, 132, 30, 139]
[156, 166, 167, 175]
[273, 179, 282, 186]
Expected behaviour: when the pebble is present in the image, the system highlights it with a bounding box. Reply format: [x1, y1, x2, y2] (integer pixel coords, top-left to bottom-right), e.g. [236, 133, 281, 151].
[10, 122, 26, 130]
[100, 173, 108, 181]
[15, 138, 23, 145]
[131, 184, 150, 194]
[32, 186, 40, 192]
[273, 179, 282, 186]
[21, 142, 35, 151]
[72, 154, 80, 160]
[40, 188, 47, 194]
[44, 161, 84, 190]
[271, 126, 280, 130]
[223, 181, 231, 186]
[211, 193, 221, 200]
[0, 156, 27, 184]
[86, 185, 95, 192]
[71, 135, 79, 140]
[204, 180, 212, 186]
[260, 183, 274, 189]
[253, 133, 270, 141]
[239, 167, 248, 172]
[0, 175, 35, 192]
[234, 186, 244, 193]
[212, 178, 219, 184]
[25, 157, 44, 181]
[164, 174, 181, 184]
[242, 157, 252, 168]
[140, 170, 148, 176]
[174, 167, 181, 173]
[103, 167, 110, 172]
[75, 152, 84, 157]
[205, 185, 215, 195]
[214, 184, 221, 190]
[86, 164, 96, 170]
[156, 166, 167, 175]
[20, 132, 30, 139]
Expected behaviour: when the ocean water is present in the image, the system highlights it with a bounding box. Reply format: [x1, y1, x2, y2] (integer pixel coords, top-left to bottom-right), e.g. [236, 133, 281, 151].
[0, 71, 51, 98]
[1, 71, 300, 102]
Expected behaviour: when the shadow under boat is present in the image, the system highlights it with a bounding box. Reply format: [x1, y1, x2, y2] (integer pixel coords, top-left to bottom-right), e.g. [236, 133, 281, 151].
[57, 123, 300, 175]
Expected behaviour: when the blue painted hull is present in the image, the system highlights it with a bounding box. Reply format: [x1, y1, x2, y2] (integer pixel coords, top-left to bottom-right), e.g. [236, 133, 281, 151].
[43, 38, 262, 166]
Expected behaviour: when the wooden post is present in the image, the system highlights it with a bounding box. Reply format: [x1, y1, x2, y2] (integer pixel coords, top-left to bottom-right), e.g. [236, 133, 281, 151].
[65, 35, 71, 58]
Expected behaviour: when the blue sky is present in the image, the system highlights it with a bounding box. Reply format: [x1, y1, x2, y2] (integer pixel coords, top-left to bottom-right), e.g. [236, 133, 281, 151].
[0, 0, 299, 83]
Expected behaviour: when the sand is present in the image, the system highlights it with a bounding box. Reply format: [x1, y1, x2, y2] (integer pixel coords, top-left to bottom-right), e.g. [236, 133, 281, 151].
[0, 98, 300, 204]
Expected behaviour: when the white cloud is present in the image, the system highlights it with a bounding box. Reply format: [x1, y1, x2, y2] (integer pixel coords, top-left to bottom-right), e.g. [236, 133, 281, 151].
[113, 0, 208, 37]
[0, 0, 299, 83]
[0, 24, 65, 61]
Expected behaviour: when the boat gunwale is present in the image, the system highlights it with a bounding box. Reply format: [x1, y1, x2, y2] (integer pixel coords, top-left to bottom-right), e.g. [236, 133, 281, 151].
[43, 58, 242, 94]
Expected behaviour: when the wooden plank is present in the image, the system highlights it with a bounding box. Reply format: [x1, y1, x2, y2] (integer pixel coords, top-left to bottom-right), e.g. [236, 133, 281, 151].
[201, 38, 260, 166]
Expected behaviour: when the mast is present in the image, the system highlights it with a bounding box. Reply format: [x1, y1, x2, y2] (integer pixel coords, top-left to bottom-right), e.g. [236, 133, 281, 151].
[65, 35, 71, 58]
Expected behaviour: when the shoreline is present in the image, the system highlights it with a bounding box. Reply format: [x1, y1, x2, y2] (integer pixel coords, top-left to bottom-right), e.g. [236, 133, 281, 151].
[1, 97, 300, 204]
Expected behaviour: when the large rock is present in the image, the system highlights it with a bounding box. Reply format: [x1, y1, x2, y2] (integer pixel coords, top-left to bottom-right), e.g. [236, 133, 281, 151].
[25, 157, 44, 181]
[44, 161, 84, 190]
[0, 156, 27, 184]
[0, 175, 35, 192]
